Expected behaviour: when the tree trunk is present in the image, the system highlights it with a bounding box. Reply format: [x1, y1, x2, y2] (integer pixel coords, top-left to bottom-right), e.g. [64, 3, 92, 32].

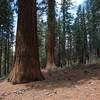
[0, 40, 2, 77]
[4, 40, 7, 75]
[7, 36, 10, 74]
[62, 0, 66, 66]
[46, 0, 56, 70]
[8, 0, 44, 84]
[0, 26, 3, 77]
[97, 48, 100, 58]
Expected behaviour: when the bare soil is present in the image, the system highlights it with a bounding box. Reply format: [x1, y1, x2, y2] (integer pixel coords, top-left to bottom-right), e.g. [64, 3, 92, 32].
[0, 64, 100, 100]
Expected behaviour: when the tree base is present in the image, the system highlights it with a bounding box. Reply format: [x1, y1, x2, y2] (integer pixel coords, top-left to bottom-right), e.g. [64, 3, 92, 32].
[8, 65, 45, 84]
[46, 63, 57, 71]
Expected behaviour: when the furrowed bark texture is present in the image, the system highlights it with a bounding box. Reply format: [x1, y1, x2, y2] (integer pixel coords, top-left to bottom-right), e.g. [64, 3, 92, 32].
[8, 0, 44, 84]
[46, 0, 56, 70]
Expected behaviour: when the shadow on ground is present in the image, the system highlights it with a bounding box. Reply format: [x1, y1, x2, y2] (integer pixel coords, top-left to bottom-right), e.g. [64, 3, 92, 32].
[24, 63, 100, 91]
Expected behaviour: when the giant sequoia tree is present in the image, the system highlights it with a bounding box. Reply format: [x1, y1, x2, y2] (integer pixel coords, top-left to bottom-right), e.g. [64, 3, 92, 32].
[8, 0, 44, 84]
[46, 0, 56, 69]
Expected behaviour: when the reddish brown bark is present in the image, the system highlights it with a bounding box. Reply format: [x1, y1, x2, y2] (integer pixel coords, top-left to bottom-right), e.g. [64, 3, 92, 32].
[8, 0, 44, 84]
[46, 0, 56, 70]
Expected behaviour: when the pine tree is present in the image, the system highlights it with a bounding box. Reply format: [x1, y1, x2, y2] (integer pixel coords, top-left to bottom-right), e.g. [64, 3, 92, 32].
[92, 0, 100, 57]
[60, 0, 72, 66]
[85, 0, 100, 59]
[73, 5, 88, 64]
[37, 18, 47, 68]
[0, 0, 14, 77]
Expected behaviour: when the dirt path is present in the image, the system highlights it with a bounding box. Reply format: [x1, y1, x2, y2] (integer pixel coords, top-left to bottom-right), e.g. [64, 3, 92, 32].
[0, 64, 100, 100]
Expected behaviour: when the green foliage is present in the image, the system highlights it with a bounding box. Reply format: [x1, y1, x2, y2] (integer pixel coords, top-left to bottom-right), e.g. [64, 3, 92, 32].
[0, 0, 100, 77]
[37, 16, 47, 68]
[0, 0, 14, 76]
[73, 5, 92, 64]
[58, 0, 73, 66]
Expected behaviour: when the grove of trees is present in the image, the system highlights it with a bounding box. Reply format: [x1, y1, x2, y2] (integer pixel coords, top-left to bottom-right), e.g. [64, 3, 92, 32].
[0, 0, 14, 77]
[0, 0, 100, 84]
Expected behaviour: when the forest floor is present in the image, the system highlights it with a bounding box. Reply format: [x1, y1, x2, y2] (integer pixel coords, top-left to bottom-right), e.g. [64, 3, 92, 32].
[0, 63, 100, 100]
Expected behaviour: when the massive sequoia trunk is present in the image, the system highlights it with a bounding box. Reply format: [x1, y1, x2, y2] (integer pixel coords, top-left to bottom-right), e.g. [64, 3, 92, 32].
[8, 0, 44, 84]
[46, 0, 56, 70]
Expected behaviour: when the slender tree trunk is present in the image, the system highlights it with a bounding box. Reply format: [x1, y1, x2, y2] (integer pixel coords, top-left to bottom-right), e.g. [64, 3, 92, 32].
[0, 40, 2, 77]
[62, 0, 66, 66]
[0, 26, 2, 77]
[8, 0, 44, 84]
[4, 40, 7, 75]
[7, 36, 10, 74]
[97, 48, 100, 58]
[58, 32, 61, 67]
[46, 0, 56, 70]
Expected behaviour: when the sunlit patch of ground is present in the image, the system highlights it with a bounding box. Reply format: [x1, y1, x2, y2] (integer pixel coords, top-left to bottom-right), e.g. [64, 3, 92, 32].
[0, 64, 100, 100]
